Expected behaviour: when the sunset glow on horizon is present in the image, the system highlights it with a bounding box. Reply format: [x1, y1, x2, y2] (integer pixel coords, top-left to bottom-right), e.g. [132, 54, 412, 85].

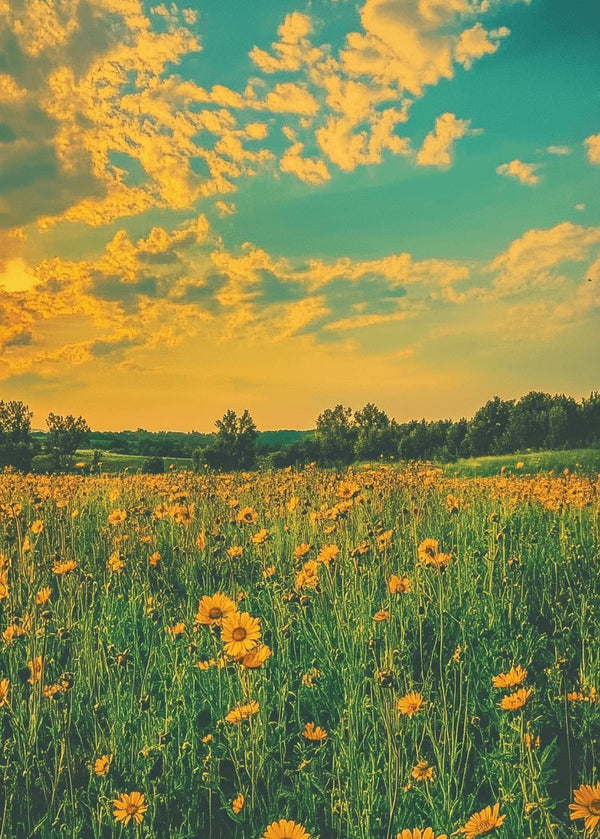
[1, 0, 599, 431]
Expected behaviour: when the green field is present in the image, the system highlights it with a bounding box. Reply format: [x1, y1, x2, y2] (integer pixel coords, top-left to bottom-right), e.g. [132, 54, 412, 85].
[442, 448, 600, 477]
[0, 465, 599, 838]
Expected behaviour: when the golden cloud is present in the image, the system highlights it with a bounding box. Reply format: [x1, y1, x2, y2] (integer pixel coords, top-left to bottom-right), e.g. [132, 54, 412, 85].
[416, 112, 471, 167]
[496, 159, 540, 185]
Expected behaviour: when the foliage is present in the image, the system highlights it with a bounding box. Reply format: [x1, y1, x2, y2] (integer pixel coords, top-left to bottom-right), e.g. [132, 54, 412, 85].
[142, 455, 165, 474]
[45, 412, 91, 471]
[200, 409, 258, 471]
[0, 399, 37, 471]
[315, 404, 357, 464]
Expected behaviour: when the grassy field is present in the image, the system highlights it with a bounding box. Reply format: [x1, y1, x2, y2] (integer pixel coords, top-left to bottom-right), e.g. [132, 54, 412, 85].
[34, 445, 600, 477]
[443, 448, 600, 478]
[32, 449, 194, 473]
[0, 464, 599, 838]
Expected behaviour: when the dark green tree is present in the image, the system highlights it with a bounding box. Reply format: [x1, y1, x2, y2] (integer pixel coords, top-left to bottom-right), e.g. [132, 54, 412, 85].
[0, 400, 37, 471]
[315, 404, 356, 464]
[464, 396, 514, 456]
[45, 413, 91, 471]
[353, 403, 395, 460]
[578, 392, 600, 445]
[202, 409, 258, 471]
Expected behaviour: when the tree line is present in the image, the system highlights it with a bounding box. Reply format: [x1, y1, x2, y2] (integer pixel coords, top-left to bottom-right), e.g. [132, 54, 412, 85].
[0, 390, 599, 473]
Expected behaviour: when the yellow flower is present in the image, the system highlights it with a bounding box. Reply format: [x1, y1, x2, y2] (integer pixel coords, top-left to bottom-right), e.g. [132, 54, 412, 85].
[303, 722, 328, 741]
[226, 545, 243, 559]
[53, 559, 77, 575]
[224, 700, 259, 724]
[238, 644, 272, 668]
[397, 830, 447, 839]
[30, 520, 44, 535]
[251, 528, 269, 545]
[113, 791, 148, 826]
[232, 793, 245, 814]
[569, 782, 600, 833]
[295, 560, 319, 590]
[42, 683, 63, 700]
[148, 551, 161, 566]
[445, 493, 462, 514]
[389, 574, 411, 594]
[221, 612, 261, 658]
[94, 754, 112, 776]
[171, 503, 194, 525]
[377, 530, 393, 551]
[458, 803, 505, 838]
[411, 760, 435, 782]
[491, 665, 527, 688]
[165, 622, 186, 638]
[108, 509, 127, 526]
[107, 552, 125, 573]
[417, 539, 451, 569]
[498, 687, 532, 711]
[36, 587, 52, 605]
[294, 544, 311, 558]
[317, 544, 339, 564]
[237, 506, 258, 525]
[195, 593, 237, 627]
[263, 565, 275, 579]
[261, 819, 310, 839]
[374, 609, 389, 622]
[0, 678, 9, 707]
[336, 480, 360, 499]
[28, 655, 43, 684]
[397, 692, 426, 717]
[301, 668, 320, 687]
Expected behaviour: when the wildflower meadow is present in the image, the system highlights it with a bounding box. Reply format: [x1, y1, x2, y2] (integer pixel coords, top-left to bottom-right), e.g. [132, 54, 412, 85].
[0, 464, 599, 838]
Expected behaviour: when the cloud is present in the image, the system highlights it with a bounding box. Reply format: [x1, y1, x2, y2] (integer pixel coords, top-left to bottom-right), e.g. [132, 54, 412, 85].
[0, 74, 28, 103]
[546, 144, 570, 155]
[584, 133, 600, 165]
[280, 143, 331, 184]
[454, 23, 510, 69]
[496, 159, 540, 185]
[0, 258, 38, 293]
[489, 221, 600, 294]
[416, 112, 471, 167]
[250, 12, 324, 74]
[215, 201, 236, 217]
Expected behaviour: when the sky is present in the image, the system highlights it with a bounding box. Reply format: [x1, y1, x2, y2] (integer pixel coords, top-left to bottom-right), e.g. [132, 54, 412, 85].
[0, 0, 599, 431]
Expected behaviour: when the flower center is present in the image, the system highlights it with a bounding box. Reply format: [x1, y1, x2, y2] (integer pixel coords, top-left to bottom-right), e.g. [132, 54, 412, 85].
[126, 802, 138, 814]
[208, 607, 222, 619]
[589, 799, 600, 815]
[232, 627, 247, 641]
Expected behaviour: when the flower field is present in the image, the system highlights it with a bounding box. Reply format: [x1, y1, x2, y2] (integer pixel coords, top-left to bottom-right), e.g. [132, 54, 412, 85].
[0, 464, 599, 838]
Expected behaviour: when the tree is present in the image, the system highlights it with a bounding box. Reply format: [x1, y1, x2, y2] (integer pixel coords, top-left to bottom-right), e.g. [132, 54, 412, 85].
[464, 397, 514, 456]
[353, 403, 395, 460]
[45, 413, 91, 471]
[315, 404, 356, 465]
[503, 391, 553, 451]
[201, 409, 258, 471]
[578, 392, 600, 445]
[0, 400, 37, 471]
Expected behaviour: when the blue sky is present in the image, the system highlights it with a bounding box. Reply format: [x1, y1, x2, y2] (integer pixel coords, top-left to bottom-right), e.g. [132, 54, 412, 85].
[0, 0, 598, 430]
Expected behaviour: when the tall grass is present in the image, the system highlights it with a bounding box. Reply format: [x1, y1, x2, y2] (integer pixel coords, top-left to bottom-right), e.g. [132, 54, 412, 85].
[0, 464, 599, 838]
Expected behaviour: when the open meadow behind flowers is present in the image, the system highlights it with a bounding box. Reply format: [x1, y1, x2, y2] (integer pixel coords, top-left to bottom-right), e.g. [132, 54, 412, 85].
[0, 464, 599, 838]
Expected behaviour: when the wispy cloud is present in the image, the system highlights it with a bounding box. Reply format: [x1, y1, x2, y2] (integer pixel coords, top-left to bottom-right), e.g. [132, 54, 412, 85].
[496, 159, 540, 185]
